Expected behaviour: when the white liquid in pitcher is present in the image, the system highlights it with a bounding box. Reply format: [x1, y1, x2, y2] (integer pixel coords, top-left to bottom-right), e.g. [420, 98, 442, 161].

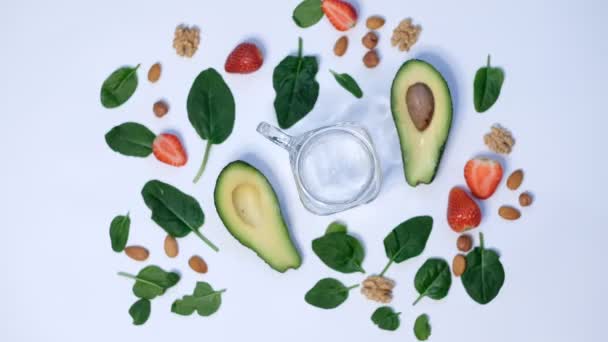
[298, 130, 374, 204]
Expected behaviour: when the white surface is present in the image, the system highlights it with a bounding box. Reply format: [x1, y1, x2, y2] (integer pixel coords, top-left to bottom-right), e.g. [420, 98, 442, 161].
[0, 0, 606, 341]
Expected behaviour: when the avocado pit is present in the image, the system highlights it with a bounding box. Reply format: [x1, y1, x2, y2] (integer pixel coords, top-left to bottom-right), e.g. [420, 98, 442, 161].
[232, 183, 262, 227]
[406, 82, 435, 131]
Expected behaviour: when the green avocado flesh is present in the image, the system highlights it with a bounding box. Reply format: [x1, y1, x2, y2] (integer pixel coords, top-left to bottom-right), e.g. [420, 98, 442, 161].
[214, 160, 301, 272]
[391, 59, 453, 186]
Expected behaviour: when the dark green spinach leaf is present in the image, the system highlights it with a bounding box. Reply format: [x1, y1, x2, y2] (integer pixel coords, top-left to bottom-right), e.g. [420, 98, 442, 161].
[187, 68, 236, 183]
[312, 229, 365, 273]
[118, 265, 180, 300]
[141, 180, 218, 252]
[474, 55, 505, 113]
[371, 306, 401, 331]
[273, 38, 319, 129]
[105, 122, 155, 157]
[292, 0, 324, 28]
[172, 282, 226, 317]
[304, 278, 357, 309]
[379, 216, 433, 276]
[325, 221, 347, 234]
[109, 213, 130, 252]
[413, 258, 451, 305]
[100, 65, 140, 108]
[330, 70, 363, 98]
[461, 232, 505, 304]
[414, 314, 431, 340]
[129, 298, 151, 325]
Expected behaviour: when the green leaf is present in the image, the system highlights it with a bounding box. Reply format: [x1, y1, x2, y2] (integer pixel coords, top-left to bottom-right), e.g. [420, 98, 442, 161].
[273, 38, 319, 129]
[413, 258, 452, 305]
[100, 65, 139, 108]
[461, 232, 505, 304]
[118, 265, 180, 300]
[172, 282, 226, 317]
[129, 299, 151, 326]
[141, 180, 218, 252]
[304, 278, 357, 309]
[312, 231, 365, 273]
[325, 221, 347, 235]
[414, 314, 431, 340]
[292, 0, 324, 28]
[371, 306, 401, 331]
[330, 70, 363, 98]
[105, 122, 155, 157]
[380, 216, 433, 276]
[109, 213, 130, 252]
[187, 68, 236, 182]
[474, 55, 505, 113]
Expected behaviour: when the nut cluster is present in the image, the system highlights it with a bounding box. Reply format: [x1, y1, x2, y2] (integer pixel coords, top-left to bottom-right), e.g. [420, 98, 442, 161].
[361, 275, 395, 303]
[484, 125, 515, 154]
[391, 19, 421, 52]
[173, 25, 200, 58]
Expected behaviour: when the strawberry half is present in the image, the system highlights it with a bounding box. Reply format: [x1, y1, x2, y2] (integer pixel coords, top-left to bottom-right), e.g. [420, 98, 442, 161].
[464, 157, 503, 199]
[447, 187, 481, 233]
[225, 43, 263, 74]
[152, 134, 187, 167]
[321, 0, 357, 31]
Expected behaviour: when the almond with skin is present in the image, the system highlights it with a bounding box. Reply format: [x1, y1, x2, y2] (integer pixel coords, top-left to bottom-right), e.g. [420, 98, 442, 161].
[124, 246, 149, 261]
[507, 169, 524, 190]
[189, 255, 208, 274]
[499, 206, 521, 220]
[148, 63, 161, 83]
[164, 235, 178, 258]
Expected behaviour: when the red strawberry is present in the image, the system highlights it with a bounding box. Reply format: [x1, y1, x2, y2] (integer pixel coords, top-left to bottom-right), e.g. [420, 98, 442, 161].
[224, 43, 263, 74]
[447, 187, 481, 232]
[152, 134, 187, 167]
[464, 157, 503, 199]
[321, 0, 357, 31]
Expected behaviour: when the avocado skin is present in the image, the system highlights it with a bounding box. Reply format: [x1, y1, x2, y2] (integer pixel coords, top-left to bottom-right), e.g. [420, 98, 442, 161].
[214, 160, 301, 273]
[390, 59, 453, 187]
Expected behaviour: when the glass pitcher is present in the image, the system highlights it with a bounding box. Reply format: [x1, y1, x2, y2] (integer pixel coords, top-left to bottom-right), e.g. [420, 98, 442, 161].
[257, 121, 382, 215]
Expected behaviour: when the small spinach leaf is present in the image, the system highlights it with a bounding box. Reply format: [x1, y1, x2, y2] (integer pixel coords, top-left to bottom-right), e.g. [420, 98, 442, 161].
[414, 314, 431, 340]
[461, 232, 505, 304]
[330, 70, 363, 98]
[413, 258, 451, 305]
[100, 64, 140, 108]
[118, 265, 180, 300]
[141, 180, 218, 252]
[292, 0, 324, 28]
[105, 122, 155, 157]
[273, 38, 319, 129]
[474, 55, 505, 113]
[371, 306, 401, 331]
[304, 278, 357, 309]
[129, 298, 151, 325]
[172, 282, 226, 317]
[379, 216, 433, 276]
[187, 68, 236, 183]
[109, 213, 130, 252]
[312, 231, 365, 273]
[325, 221, 347, 235]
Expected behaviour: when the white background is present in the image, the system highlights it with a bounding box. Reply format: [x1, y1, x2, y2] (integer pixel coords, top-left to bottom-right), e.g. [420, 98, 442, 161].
[0, 0, 606, 341]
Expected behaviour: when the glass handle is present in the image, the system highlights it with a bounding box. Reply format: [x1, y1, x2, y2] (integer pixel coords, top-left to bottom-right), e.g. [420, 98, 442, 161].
[256, 122, 294, 151]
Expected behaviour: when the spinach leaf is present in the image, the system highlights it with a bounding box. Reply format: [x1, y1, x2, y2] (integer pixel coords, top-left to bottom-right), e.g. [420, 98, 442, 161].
[474, 55, 505, 113]
[187, 68, 235, 183]
[379, 216, 433, 276]
[109, 213, 130, 252]
[105, 122, 155, 157]
[273, 38, 319, 129]
[100, 64, 140, 108]
[118, 265, 180, 300]
[141, 180, 218, 252]
[325, 221, 347, 234]
[129, 299, 151, 325]
[312, 230, 365, 273]
[304, 278, 358, 309]
[293, 0, 324, 28]
[414, 314, 431, 341]
[413, 258, 451, 305]
[330, 70, 363, 98]
[461, 232, 505, 304]
[172, 282, 226, 317]
[371, 306, 401, 331]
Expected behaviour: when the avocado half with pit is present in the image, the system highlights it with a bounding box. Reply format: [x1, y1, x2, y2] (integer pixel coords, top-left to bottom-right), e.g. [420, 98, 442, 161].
[214, 160, 301, 272]
[391, 59, 453, 186]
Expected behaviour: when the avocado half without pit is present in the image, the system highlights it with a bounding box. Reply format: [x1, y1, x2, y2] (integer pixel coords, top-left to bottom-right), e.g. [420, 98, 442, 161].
[391, 59, 453, 186]
[214, 160, 301, 272]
